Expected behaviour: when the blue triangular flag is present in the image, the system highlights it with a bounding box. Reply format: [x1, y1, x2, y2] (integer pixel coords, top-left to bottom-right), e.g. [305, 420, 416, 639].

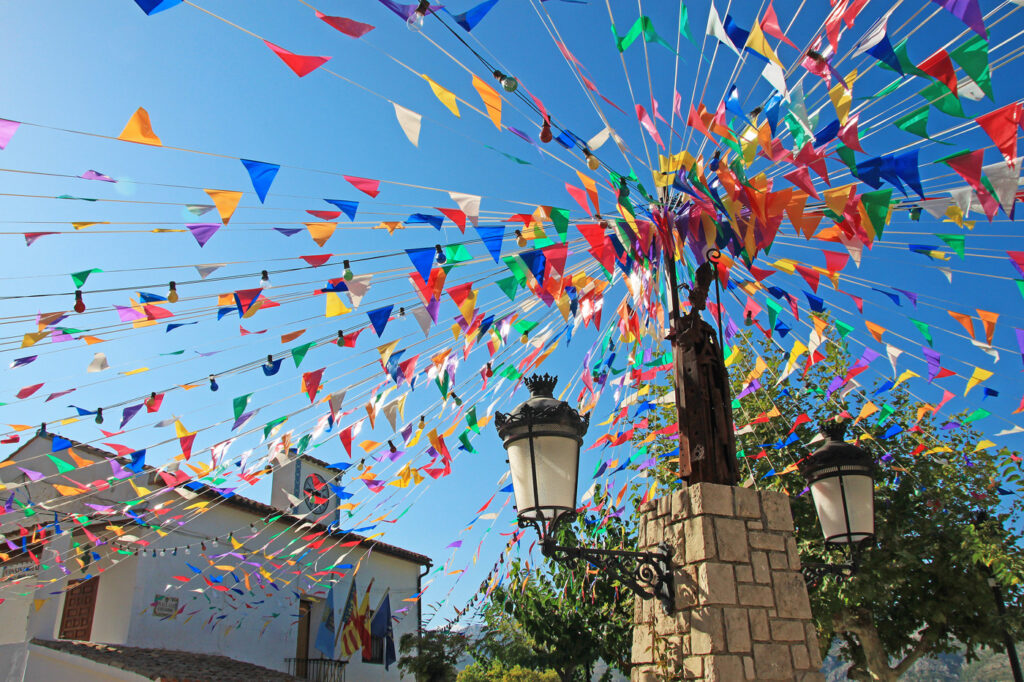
[406, 248, 435, 282]
[324, 199, 358, 221]
[450, 0, 498, 31]
[368, 305, 394, 337]
[406, 213, 444, 230]
[519, 249, 547, 284]
[240, 159, 280, 203]
[475, 225, 504, 263]
[134, 0, 182, 14]
[275, 227, 302, 237]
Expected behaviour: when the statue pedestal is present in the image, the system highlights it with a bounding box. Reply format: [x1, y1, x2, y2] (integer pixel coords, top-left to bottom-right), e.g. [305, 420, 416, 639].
[631, 483, 825, 681]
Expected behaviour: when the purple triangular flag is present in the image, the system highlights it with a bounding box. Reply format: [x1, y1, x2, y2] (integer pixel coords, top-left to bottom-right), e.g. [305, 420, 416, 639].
[0, 119, 20, 150]
[121, 404, 145, 429]
[187, 223, 220, 247]
[81, 169, 117, 182]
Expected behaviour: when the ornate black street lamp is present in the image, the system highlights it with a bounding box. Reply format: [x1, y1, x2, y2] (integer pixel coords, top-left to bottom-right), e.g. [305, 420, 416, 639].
[798, 421, 876, 586]
[494, 374, 675, 613]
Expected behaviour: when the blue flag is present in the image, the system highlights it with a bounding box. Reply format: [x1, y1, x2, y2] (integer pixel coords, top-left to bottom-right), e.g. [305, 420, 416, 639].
[369, 590, 396, 669]
[241, 159, 280, 203]
[315, 586, 336, 658]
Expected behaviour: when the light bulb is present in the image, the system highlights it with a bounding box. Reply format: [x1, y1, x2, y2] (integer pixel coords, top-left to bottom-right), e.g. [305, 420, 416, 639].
[618, 179, 629, 200]
[398, 307, 406, 318]
[343, 259, 354, 281]
[336, 330, 346, 346]
[388, 440, 397, 453]
[484, 362, 493, 377]
[515, 230, 527, 247]
[493, 70, 518, 93]
[167, 281, 178, 303]
[585, 150, 600, 171]
[744, 311, 755, 327]
[259, 270, 270, 288]
[265, 354, 275, 369]
[185, 546, 190, 555]
[540, 121, 552, 143]
[521, 332, 529, 344]
[209, 374, 219, 392]
[73, 290, 86, 314]
[435, 244, 447, 264]
[407, 0, 429, 31]
[94, 408, 104, 425]
[418, 416, 426, 428]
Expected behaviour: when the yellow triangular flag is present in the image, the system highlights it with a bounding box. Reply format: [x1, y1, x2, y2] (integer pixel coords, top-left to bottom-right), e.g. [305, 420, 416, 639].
[118, 107, 162, 146]
[377, 340, 400, 367]
[964, 366, 993, 396]
[325, 292, 350, 317]
[305, 222, 336, 247]
[744, 21, 782, 67]
[204, 189, 243, 225]
[471, 75, 502, 129]
[422, 74, 460, 117]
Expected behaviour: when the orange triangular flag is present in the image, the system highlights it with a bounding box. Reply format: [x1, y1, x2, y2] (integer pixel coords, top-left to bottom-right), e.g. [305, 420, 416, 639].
[305, 222, 337, 247]
[471, 75, 502, 129]
[118, 107, 162, 146]
[976, 309, 999, 346]
[865, 321, 886, 343]
[204, 189, 243, 225]
[947, 311, 976, 338]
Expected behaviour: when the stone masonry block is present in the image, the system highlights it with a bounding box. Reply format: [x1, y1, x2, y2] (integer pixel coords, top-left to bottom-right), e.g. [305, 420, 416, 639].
[639, 499, 656, 516]
[646, 518, 664, 545]
[714, 517, 750, 563]
[706, 654, 744, 682]
[770, 618, 807, 642]
[769, 551, 789, 570]
[632, 625, 654, 664]
[698, 562, 737, 605]
[746, 521, 763, 531]
[743, 656, 755, 680]
[681, 656, 703, 679]
[689, 606, 725, 655]
[657, 494, 672, 517]
[684, 516, 716, 563]
[734, 565, 753, 583]
[774, 572, 813, 619]
[738, 584, 774, 608]
[751, 551, 770, 584]
[749, 610, 769, 641]
[791, 644, 811, 670]
[723, 607, 751, 653]
[805, 624, 823, 667]
[671, 485, 688, 518]
[748, 531, 786, 551]
[733, 486, 761, 518]
[798, 673, 827, 682]
[786, 536, 802, 570]
[753, 643, 795, 680]
[761, 491, 795, 532]
[690, 483, 733, 517]
[631, 665, 660, 682]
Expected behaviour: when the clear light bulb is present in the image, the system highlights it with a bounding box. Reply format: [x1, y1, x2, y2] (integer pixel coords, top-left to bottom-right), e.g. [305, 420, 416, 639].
[539, 121, 552, 143]
[492, 70, 518, 93]
[259, 270, 270, 288]
[515, 230, 527, 247]
[520, 332, 529, 344]
[167, 281, 178, 303]
[74, 290, 86, 313]
[343, 259, 354, 281]
[585, 150, 600, 171]
[407, 1, 429, 31]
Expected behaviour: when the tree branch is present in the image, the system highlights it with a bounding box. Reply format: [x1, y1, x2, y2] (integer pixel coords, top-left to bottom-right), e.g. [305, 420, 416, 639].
[891, 625, 941, 678]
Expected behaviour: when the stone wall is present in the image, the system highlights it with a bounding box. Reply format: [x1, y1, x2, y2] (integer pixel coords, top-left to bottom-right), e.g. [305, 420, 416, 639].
[631, 482, 824, 681]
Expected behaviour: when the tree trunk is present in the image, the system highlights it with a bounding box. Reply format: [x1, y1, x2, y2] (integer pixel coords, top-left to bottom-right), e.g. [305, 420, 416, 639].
[833, 607, 940, 682]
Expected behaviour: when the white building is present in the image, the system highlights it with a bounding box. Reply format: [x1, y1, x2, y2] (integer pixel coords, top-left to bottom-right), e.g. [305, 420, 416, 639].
[0, 431, 432, 681]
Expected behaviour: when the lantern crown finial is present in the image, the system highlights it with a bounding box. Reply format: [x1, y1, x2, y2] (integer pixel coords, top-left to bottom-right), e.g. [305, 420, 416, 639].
[524, 373, 558, 398]
[820, 418, 848, 442]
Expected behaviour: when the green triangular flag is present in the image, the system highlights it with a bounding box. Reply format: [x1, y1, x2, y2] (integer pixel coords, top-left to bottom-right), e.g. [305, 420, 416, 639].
[835, 320, 854, 339]
[963, 408, 990, 424]
[764, 298, 783, 332]
[291, 342, 315, 367]
[894, 105, 931, 139]
[1015, 280, 1024, 301]
[549, 207, 569, 242]
[679, 3, 693, 43]
[466, 406, 480, 434]
[233, 393, 253, 420]
[919, 81, 966, 118]
[910, 318, 933, 346]
[71, 268, 102, 288]
[874, 404, 895, 425]
[860, 189, 893, 239]
[458, 430, 477, 453]
[495, 276, 519, 301]
[502, 256, 530, 288]
[935, 234, 965, 259]
[950, 35, 993, 101]
[263, 416, 287, 439]
[47, 454, 76, 474]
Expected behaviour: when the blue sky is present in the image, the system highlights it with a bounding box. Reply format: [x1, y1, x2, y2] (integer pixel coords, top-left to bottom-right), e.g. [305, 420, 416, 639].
[1, 0, 1022, 627]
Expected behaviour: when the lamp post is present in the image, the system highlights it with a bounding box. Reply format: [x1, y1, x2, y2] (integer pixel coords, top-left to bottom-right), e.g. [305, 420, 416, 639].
[494, 373, 675, 613]
[797, 421, 876, 586]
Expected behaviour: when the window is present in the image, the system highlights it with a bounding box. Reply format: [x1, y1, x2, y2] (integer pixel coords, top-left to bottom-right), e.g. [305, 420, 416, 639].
[362, 610, 384, 664]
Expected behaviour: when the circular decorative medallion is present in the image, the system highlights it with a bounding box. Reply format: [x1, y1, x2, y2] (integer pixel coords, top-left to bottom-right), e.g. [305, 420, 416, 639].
[302, 473, 330, 514]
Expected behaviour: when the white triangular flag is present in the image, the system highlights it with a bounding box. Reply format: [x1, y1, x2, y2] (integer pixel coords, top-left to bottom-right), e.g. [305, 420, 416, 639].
[87, 352, 108, 373]
[186, 204, 216, 216]
[346, 274, 373, 309]
[449, 191, 481, 228]
[195, 263, 225, 280]
[393, 103, 422, 147]
[706, 2, 741, 56]
[412, 305, 433, 337]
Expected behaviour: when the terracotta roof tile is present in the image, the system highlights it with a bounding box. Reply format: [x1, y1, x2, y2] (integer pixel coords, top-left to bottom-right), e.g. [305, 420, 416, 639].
[33, 638, 305, 681]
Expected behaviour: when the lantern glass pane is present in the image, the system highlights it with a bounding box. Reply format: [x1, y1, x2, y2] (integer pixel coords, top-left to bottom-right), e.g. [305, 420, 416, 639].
[507, 435, 579, 520]
[810, 473, 874, 543]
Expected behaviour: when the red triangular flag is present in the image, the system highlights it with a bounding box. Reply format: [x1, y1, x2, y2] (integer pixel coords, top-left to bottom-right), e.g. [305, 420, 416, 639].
[179, 433, 196, 460]
[315, 10, 375, 38]
[307, 210, 341, 220]
[302, 368, 325, 403]
[437, 207, 467, 232]
[917, 49, 958, 94]
[344, 175, 380, 198]
[300, 254, 332, 267]
[263, 40, 330, 77]
[760, 1, 797, 48]
[975, 103, 1022, 168]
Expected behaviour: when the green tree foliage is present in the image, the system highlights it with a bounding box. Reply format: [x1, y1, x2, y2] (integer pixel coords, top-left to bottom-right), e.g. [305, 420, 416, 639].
[481, 505, 635, 682]
[398, 628, 472, 682]
[457, 661, 561, 682]
[644, 330, 1024, 681]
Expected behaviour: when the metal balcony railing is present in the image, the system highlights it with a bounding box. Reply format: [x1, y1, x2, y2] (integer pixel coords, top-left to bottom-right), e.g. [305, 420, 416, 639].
[285, 657, 346, 682]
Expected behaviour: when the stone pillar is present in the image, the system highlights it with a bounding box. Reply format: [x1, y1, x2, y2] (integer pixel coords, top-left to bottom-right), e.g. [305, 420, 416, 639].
[631, 483, 824, 681]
